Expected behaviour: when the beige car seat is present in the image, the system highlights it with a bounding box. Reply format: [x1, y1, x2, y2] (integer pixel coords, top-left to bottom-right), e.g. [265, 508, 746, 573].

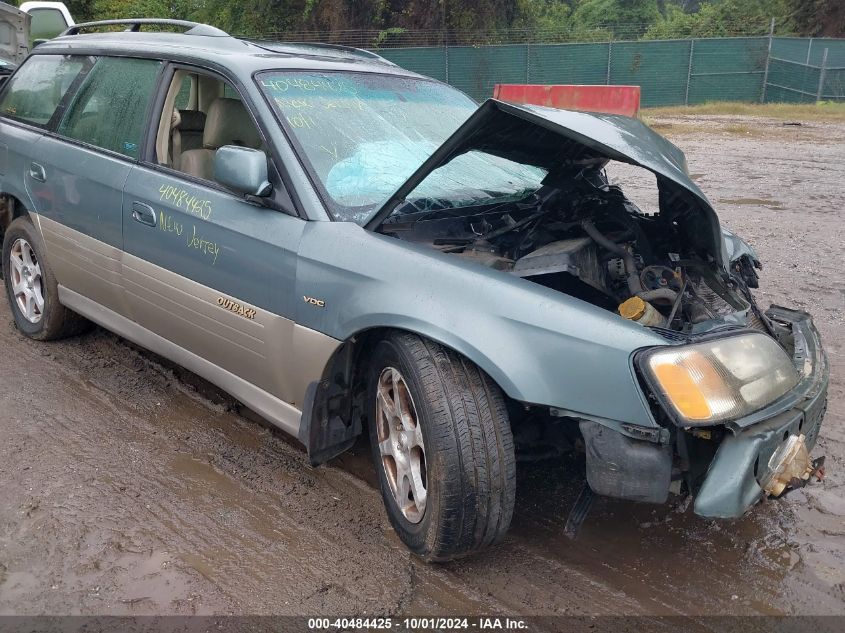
[180, 98, 263, 181]
[170, 109, 206, 170]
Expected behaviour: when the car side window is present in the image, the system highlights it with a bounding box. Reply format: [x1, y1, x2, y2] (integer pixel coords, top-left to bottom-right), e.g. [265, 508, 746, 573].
[56, 57, 162, 159]
[174, 74, 193, 109]
[0, 55, 90, 126]
[222, 83, 241, 101]
[159, 72, 266, 188]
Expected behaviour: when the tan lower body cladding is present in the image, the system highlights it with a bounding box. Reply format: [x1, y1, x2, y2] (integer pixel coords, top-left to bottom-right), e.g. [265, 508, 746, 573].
[36, 214, 340, 437]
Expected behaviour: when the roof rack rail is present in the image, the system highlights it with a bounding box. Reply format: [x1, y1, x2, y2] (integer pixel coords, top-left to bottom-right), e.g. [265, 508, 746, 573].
[61, 19, 229, 37]
[247, 40, 395, 65]
[281, 41, 386, 60]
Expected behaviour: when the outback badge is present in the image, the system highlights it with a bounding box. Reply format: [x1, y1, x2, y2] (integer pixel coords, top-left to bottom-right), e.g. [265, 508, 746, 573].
[216, 296, 256, 320]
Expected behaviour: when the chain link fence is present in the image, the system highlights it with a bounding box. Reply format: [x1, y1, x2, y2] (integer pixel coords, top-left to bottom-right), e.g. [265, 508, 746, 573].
[767, 37, 845, 103]
[253, 24, 845, 107]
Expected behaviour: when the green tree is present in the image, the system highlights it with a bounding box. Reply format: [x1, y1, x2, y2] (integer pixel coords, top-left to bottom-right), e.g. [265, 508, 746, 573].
[19, 0, 840, 41]
[645, 0, 778, 38]
[62, 1, 98, 22]
[571, 0, 663, 38]
[780, 0, 845, 37]
[514, 0, 573, 33]
[88, 1, 201, 21]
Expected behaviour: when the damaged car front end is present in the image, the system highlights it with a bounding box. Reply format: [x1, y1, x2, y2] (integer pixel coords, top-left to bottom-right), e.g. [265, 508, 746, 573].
[364, 100, 829, 518]
[264, 74, 828, 522]
[588, 305, 828, 517]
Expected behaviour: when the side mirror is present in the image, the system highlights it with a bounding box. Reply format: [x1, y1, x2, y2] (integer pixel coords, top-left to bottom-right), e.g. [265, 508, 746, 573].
[213, 145, 271, 197]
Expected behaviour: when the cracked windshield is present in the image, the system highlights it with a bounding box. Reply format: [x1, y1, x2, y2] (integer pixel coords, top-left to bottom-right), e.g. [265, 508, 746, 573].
[258, 72, 545, 224]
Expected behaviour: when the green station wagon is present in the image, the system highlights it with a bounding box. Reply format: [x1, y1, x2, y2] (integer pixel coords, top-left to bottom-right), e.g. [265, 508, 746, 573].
[0, 19, 828, 561]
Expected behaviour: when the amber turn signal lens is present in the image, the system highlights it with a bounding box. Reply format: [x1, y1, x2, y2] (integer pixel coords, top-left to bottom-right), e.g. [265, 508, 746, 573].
[651, 360, 713, 420]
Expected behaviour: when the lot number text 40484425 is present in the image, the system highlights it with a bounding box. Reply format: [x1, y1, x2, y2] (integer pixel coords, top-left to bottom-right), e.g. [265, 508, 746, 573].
[307, 617, 529, 630]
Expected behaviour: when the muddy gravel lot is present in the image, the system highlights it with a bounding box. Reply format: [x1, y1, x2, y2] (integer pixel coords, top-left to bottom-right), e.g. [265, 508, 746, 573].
[0, 114, 844, 624]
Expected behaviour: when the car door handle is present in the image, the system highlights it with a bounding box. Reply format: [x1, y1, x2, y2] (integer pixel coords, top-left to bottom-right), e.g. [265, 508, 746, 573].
[29, 163, 46, 182]
[131, 202, 157, 227]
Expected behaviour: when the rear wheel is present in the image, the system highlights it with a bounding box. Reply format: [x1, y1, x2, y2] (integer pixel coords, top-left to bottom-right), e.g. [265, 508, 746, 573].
[367, 332, 516, 561]
[2, 216, 90, 340]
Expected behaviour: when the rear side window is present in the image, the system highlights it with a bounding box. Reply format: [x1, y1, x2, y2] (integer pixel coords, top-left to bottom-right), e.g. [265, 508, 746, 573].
[174, 75, 193, 109]
[57, 57, 162, 159]
[222, 83, 241, 101]
[0, 55, 88, 126]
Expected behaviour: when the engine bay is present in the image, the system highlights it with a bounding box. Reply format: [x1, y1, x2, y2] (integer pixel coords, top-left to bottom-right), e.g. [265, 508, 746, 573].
[380, 162, 767, 334]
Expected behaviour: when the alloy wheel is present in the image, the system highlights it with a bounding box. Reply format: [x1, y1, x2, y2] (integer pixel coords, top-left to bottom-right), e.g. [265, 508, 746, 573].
[9, 238, 44, 324]
[375, 366, 428, 523]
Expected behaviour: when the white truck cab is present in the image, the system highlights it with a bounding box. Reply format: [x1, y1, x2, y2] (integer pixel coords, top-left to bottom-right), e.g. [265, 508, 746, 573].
[20, 2, 75, 43]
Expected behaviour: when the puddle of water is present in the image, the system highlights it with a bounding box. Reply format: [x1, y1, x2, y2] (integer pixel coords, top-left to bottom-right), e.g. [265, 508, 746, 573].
[719, 197, 785, 210]
[179, 552, 217, 582]
[168, 454, 241, 494]
[163, 453, 305, 546]
[402, 568, 494, 616]
[0, 571, 41, 607]
[506, 455, 830, 615]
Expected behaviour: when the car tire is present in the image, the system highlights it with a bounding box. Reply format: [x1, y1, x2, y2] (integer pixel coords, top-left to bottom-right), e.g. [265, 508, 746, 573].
[2, 216, 90, 340]
[367, 331, 516, 561]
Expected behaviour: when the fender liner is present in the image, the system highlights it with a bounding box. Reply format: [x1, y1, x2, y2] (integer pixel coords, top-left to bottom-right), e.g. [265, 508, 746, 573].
[580, 419, 672, 504]
[299, 379, 361, 466]
[298, 341, 362, 466]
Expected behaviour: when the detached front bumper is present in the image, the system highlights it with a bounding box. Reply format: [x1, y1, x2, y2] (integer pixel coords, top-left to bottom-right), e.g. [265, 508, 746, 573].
[693, 306, 829, 518]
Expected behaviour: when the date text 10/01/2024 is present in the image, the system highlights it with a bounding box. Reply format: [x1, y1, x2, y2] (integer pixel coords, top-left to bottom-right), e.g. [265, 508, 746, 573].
[307, 617, 529, 630]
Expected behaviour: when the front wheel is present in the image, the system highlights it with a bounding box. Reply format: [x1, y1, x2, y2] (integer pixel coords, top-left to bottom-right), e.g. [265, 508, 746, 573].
[367, 332, 516, 561]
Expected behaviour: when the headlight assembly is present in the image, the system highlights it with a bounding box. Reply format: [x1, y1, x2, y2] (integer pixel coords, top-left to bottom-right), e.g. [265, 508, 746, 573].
[638, 333, 799, 426]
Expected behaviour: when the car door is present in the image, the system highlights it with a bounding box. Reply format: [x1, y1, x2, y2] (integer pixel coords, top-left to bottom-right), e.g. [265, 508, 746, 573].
[27, 55, 162, 316]
[121, 68, 315, 419]
[0, 54, 87, 228]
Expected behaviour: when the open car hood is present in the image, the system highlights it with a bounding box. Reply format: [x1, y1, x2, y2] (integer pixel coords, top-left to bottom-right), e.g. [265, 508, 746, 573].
[365, 99, 724, 262]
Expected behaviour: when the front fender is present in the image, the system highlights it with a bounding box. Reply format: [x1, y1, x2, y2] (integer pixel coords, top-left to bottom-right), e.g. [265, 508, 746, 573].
[721, 226, 760, 267]
[295, 221, 667, 428]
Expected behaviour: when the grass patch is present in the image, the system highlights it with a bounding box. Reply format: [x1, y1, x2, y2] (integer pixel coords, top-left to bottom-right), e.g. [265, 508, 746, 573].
[647, 121, 711, 135]
[642, 101, 845, 122]
[647, 118, 814, 139]
[647, 121, 764, 137]
[722, 123, 756, 136]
